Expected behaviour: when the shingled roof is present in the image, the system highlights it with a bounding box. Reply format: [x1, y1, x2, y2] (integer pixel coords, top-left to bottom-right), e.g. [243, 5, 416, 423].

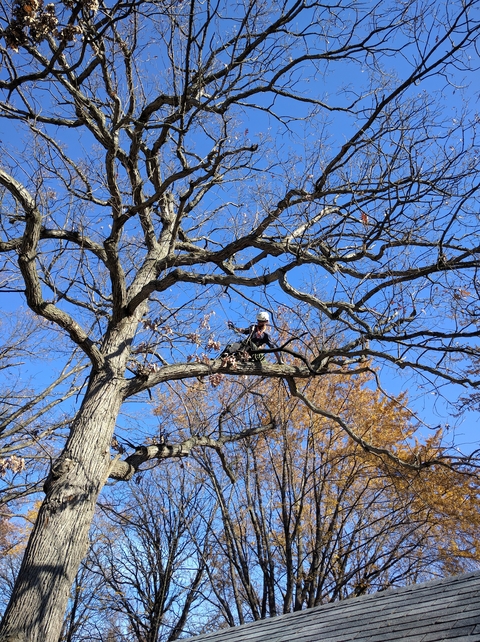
[185, 571, 480, 642]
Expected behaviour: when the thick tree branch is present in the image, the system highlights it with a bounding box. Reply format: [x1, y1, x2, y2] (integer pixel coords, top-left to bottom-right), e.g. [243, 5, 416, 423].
[109, 421, 275, 481]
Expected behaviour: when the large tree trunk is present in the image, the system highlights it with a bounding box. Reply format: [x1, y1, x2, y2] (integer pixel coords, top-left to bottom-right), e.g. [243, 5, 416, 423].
[0, 368, 125, 642]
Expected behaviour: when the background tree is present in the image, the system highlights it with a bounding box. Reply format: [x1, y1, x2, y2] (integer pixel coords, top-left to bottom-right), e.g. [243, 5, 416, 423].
[85, 470, 214, 642]
[180, 376, 480, 625]
[0, 311, 85, 506]
[58, 548, 109, 642]
[1, 0, 480, 639]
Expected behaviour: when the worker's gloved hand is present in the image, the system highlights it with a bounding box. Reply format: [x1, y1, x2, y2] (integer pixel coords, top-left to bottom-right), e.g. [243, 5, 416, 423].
[227, 321, 234, 329]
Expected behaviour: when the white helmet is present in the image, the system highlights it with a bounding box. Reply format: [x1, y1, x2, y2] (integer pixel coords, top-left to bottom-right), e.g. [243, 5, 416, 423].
[257, 311, 270, 322]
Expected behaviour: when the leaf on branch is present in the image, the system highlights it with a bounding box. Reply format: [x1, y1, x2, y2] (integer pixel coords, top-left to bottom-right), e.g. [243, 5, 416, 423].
[0, 455, 26, 476]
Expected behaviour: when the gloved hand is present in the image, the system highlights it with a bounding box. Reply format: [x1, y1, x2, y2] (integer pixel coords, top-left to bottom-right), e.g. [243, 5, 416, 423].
[227, 321, 234, 330]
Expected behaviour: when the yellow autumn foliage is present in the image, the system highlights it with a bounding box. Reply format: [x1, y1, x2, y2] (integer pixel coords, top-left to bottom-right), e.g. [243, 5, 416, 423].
[153, 371, 480, 614]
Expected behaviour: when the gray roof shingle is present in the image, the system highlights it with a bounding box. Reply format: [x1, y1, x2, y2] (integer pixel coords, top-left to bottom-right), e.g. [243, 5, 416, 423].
[185, 571, 480, 642]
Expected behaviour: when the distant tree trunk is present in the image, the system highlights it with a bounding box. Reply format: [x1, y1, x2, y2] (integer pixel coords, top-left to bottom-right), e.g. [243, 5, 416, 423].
[0, 366, 125, 642]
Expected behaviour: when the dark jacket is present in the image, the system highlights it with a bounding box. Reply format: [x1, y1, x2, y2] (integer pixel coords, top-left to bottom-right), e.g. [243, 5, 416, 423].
[238, 324, 275, 349]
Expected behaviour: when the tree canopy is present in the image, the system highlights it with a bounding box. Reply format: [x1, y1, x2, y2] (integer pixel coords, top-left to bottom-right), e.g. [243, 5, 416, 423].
[1, 0, 480, 639]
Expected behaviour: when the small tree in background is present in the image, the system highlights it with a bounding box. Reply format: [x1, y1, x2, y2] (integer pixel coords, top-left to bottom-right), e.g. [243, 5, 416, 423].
[86, 471, 214, 642]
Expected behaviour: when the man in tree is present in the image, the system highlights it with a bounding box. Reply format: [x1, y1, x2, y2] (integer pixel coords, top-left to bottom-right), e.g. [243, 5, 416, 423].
[225, 312, 279, 362]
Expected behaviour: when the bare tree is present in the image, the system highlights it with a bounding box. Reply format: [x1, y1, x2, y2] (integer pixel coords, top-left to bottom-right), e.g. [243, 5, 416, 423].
[58, 551, 108, 642]
[82, 469, 215, 642]
[0, 312, 85, 507]
[1, 0, 480, 638]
